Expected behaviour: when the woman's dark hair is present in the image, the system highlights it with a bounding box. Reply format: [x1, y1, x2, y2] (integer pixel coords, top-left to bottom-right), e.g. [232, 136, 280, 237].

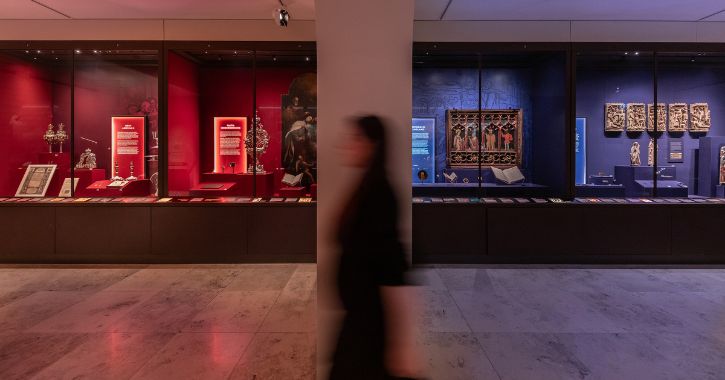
[352, 115, 388, 173]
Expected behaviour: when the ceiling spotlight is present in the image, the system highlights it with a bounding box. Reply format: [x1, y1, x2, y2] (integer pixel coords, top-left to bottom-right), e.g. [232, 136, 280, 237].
[305, 56, 310, 62]
[75, 49, 81, 54]
[634, 51, 640, 56]
[274, 0, 290, 27]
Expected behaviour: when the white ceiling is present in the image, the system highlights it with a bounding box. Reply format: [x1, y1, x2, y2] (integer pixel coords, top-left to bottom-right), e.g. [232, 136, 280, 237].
[0, 0, 316, 20]
[1, 0, 724, 21]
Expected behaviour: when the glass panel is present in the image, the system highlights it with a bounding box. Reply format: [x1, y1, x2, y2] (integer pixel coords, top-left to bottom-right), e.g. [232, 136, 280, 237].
[256, 51, 317, 200]
[167, 48, 253, 197]
[575, 50, 655, 199]
[480, 51, 567, 198]
[73, 48, 159, 197]
[655, 52, 725, 199]
[0, 49, 72, 198]
[412, 52, 480, 197]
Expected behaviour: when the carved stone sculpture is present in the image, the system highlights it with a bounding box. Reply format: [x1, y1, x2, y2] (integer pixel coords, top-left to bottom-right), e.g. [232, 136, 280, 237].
[647, 103, 666, 132]
[626, 103, 646, 132]
[605, 103, 625, 132]
[648, 138, 655, 166]
[689, 103, 711, 132]
[668, 103, 688, 132]
[630, 142, 641, 166]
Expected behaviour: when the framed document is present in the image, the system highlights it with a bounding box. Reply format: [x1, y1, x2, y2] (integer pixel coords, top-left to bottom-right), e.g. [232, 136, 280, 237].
[16, 165, 57, 197]
[58, 178, 78, 197]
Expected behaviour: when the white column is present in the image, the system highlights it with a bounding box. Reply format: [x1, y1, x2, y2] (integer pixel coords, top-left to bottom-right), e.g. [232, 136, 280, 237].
[315, 0, 414, 376]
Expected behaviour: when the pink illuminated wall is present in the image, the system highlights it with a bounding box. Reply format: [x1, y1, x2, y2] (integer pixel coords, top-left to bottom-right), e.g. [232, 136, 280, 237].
[167, 52, 201, 195]
[0, 55, 69, 196]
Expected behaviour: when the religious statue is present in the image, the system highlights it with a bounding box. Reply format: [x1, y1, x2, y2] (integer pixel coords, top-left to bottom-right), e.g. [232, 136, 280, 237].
[719, 146, 725, 185]
[648, 138, 655, 166]
[630, 142, 641, 166]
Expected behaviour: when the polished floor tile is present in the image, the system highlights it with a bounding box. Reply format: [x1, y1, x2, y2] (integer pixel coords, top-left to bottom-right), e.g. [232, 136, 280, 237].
[0, 265, 723, 379]
[31, 333, 174, 380]
[184, 290, 279, 332]
[228, 332, 316, 380]
[131, 332, 253, 380]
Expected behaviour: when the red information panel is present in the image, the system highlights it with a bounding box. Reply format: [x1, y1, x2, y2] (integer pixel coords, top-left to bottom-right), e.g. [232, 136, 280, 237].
[214, 117, 247, 174]
[111, 116, 146, 179]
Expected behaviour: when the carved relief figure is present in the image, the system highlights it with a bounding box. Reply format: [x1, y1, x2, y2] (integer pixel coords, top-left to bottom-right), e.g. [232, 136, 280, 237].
[720, 146, 725, 185]
[648, 138, 655, 166]
[690, 103, 711, 132]
[668, 103, 688, 132]
[467, 126, 479, 152]
[630, 142, 641, 166]
[647, 103, 667, 132]
[605, 103, 625, 132]
[626, 103, 646, 132]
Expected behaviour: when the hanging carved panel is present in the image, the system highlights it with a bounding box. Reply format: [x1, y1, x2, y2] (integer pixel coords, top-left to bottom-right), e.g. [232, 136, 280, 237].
[689, 103, 711, 132]
[605, 103, 625, 132]
[446, 109, 522, 168]
[668, 103, 688, 132]
[626, 103, 646, 132]
[647, 103, 666, 132]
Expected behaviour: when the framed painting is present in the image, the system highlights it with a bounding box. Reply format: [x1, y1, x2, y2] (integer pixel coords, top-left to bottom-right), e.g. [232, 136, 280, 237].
[447, 109, 522, 168]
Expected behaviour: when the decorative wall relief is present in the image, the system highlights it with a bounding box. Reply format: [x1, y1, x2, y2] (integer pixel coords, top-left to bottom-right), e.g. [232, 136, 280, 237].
[605, 103, 625, 132]
[626, 103, 646, 132]
[668, 103, 688, 132]
[647, 103, 666, 132]
[689, 103, 711, 132]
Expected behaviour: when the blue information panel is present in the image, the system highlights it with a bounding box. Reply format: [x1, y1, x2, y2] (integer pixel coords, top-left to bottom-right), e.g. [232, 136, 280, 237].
[412, 118, 436, 184]
[575, 118, 587, 185]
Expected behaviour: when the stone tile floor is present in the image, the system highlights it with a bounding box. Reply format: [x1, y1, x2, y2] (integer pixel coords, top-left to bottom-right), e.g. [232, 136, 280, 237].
[1, 264, 725, 379]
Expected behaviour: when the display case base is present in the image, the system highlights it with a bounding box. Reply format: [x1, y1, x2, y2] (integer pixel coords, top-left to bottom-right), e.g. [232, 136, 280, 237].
[73, 169, 107, 196]
[717, 185, 725, 198]
[576, 184, 626, 197]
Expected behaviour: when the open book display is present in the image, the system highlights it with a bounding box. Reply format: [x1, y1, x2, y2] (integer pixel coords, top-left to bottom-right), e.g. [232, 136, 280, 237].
[491, 166, 525, 185]
[282, 173, 304, 187]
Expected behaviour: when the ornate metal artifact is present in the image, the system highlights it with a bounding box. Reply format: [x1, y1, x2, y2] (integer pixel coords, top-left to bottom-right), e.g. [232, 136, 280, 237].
[55, 123, 67, 153]
[668, 103, 688, 132]
[75, 148, 97, 169]
[111, 161, 123, 181]
[647, 103, 666, 132]
[689, 103, 711, 132]
[626, 103, 646, 132]
[630, 141, 641, 166]
[43, 124, 56, 153]
[245, 111, 270, 173]
[447, 109, 522, 168]
[126, 162, 138, 181]
[605, 103, 625, 132]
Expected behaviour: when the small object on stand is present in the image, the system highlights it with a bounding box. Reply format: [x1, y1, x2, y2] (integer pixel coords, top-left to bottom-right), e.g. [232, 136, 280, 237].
[126, 161, 138, 181]
[43, 124, 56, 153]
[229, 162, 236, 174]
[55, 123, 68, 153]
[111, 161, 124, 181]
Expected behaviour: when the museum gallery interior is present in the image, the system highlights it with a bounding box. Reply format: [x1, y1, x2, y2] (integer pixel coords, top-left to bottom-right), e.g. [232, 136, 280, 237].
[1, 0, 725, 379]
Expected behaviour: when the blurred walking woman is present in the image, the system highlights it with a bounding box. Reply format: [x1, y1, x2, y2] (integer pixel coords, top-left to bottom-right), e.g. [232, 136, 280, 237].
[330, 115, 421, 380]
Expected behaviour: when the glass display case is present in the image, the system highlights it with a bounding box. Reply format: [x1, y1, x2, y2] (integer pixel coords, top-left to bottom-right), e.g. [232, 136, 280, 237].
[73, 47, 160, 198]
[167, 44, 317, 199]
[412, 44, 569, 199]
[575, 50, 656, 198]
[655, 52, 725, 199]
[0, 49, 72, 198]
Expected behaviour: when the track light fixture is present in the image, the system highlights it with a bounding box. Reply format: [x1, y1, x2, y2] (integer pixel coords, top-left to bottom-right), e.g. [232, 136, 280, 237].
[274, 0, 290, 27]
